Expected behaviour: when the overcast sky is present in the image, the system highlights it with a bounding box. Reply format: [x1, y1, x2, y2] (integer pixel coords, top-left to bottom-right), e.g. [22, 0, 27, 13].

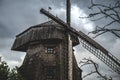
[0, 0, 120, 80]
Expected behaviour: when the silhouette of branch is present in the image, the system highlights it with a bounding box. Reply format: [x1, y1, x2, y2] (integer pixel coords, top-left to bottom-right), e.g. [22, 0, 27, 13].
[80, 0, 120, 38]
[79, 58, 112, 80]
[89, 26, 120, 38]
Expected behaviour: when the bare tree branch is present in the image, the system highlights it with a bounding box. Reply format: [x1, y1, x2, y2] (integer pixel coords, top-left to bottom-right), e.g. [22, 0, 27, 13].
[79, 58, 112, 80]
[80, 0, 120, 38]
[89, 27, 120, 38]
[82, 71, 96, 78]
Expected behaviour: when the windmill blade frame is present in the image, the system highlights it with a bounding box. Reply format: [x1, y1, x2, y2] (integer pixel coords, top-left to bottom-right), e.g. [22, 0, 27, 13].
[40, 8, 120, 74]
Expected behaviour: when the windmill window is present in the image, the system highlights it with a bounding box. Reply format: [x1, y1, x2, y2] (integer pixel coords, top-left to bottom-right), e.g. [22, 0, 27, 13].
[45, 66, 56, 79]
[47, 47, 55, 54]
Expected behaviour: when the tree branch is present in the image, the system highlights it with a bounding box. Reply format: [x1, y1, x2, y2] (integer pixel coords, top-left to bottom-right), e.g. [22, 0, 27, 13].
[79, 58, 112, 80]
[81, 0, 120, 38]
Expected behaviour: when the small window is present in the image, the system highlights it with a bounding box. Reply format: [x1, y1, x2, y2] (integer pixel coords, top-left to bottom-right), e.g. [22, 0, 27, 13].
[47, 47, 55, 54]
[45, 66, 56, 79]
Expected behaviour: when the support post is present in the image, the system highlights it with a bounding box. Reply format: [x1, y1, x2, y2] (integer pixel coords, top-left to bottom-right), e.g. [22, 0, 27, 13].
[68, 35, 73, 80]
[67, 0, 71, 26]
[66, 0, 73, 80]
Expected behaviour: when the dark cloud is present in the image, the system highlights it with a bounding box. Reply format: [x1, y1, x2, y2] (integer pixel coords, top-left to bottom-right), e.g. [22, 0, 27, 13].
[0, 0, 120, 79]
[0, 23, 11, 38]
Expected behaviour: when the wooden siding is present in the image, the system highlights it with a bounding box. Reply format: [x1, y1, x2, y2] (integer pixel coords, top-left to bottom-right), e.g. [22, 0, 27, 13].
[19, 35, 82, 80]
[11, 20, 79, 52]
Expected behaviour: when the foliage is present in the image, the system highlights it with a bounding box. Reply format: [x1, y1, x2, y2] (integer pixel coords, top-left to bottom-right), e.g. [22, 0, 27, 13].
[8, 67, 24, 80]
[0, 61, 10, 80]
[0, 61, 24, 80]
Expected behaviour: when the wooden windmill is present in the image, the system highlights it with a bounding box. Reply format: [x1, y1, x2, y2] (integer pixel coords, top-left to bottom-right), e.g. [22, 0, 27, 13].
[11, 0, 82, 80]
[11, 0, 120, 80]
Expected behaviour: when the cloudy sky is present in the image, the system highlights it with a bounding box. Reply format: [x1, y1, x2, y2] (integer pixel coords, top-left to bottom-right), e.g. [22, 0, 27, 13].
[0, 0, 120, 80]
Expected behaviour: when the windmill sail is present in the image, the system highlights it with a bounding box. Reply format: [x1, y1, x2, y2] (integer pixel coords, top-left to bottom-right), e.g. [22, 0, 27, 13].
[40, 8, 120, 74]
[79, 31, 120, 74]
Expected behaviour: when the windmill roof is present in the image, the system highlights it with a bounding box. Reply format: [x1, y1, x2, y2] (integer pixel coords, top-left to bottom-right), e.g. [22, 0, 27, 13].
[16, 20, 61, 37]
[40, 20, 60, 26]
[12, 20, 79, 52]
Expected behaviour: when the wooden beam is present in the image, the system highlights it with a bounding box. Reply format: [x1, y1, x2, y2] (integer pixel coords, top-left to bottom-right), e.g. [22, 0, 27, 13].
[40, 8, 120, 67]
[40, 8, 108, 54]
[68, 35, 73, 80]
[66, 0, 73, 80]
[40, 8, 120, 72]
[66, 0, 71, 26]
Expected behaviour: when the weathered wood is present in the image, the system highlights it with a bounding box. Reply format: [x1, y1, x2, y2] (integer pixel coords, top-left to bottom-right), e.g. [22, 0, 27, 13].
[11, 20, 79, 51]
[66, 0, 71, 26]
[19, 35, 82, 80]
[40, 8, 108, 54]
[11, 9, 82, 80]
[68, 35, 73, 80]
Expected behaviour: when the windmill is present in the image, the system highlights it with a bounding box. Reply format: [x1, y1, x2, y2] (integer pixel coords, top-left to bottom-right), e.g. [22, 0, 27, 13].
[11, 0, 82, 80]
[40, 0, 120, 75]
[11, 0, 120, 80]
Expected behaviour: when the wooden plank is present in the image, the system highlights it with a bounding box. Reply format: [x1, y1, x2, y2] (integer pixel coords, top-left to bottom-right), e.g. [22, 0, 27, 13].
[68, 34, 73, 80]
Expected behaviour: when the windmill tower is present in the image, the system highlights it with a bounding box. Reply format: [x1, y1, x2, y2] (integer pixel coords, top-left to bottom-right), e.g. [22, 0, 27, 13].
[11, 0, 82, 80]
